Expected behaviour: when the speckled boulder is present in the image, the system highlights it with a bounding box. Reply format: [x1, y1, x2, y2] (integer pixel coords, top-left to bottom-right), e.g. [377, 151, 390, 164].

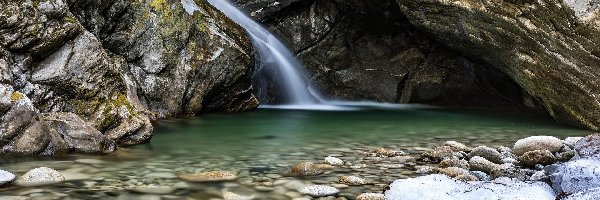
[513, 136, 564, 156]
[16, 167, 65, 186]
[288, 162, 324, 177]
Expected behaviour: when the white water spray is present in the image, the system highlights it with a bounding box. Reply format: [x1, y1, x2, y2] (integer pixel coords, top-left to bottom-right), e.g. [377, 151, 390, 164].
[206, 0, 326, 105]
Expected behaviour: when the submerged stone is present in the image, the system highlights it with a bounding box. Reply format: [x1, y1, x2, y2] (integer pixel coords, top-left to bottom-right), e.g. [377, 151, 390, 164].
[288, 162, 324, 177]
[299, 185, 339, 197]
[178, 171, 237, 183]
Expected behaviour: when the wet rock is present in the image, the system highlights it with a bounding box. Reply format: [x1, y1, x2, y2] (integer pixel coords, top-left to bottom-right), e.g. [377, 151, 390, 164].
[556, 150, 576, 162]
[422, 146, 463, 162]
[491, 164, 528, 180]
[299, 185, 340, 197]
[415, 166, 437, 174]
[574, 134, 600, 159]
[564, 187, 600, 200]
[519, 150, 557, 167]
[498, 146, 517, 159]
[439, 159, 469, 169]
[513, 136, 564, 156]
[455, 175, 479, 181]
[339, 176, 366, 186]
[177, 171, 237, 183]
[373, 147, 404, 157]
[470, 171, 490, 181]
[356, 193, 384, 200]
[385, 175, 556, 200]
[438, 167, 470, 178]
[530, 171, 547, 181]
[288, 162, 324, 177]
[548, 159, 600, 194]
[223, 191, 254, 200]
[564, 137, 583, 148]
[0, 169, 16, 186]
[325, 156, 343, 166]
[468, 146, 503, 164]
[129, 186, 175, 195]
[16, 167, 65, 186]
[468, 156, 499, 173]
[444, 141, 471, 152]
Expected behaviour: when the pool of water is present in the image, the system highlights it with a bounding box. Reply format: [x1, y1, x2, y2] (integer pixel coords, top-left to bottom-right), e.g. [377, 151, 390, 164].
[0, 106, 591, 199]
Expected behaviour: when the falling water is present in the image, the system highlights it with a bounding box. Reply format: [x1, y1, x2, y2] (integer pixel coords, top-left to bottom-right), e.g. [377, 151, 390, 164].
[205, 0, 326, 105]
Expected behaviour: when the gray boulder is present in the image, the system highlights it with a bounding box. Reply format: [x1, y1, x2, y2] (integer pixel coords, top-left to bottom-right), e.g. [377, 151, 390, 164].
[548, 159, 600, 194]
[574, 133, 600, 159]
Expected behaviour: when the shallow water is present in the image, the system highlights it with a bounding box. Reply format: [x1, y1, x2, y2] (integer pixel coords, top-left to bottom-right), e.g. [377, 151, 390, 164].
[0, 106, 590, 199]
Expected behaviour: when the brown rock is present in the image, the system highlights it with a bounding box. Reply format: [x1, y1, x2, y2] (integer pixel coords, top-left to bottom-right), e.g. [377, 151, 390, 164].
[287, 162, 324, 177]
[518, 150, 556, 167]
[439, 159, 469, 169]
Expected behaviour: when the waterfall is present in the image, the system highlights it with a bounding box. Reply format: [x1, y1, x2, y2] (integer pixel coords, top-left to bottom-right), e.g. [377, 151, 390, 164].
[205, 0, 326, 105]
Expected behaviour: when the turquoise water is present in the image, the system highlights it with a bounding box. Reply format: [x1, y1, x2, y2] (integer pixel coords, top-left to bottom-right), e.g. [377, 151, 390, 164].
[0, 106, 591, 199]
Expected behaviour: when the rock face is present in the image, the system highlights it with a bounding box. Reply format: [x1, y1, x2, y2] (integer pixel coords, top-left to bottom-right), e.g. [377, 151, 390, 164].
[235, 0, 600, 130]
[385, 174, 556, 200]
[0, 0, 258, 155]
[234, 0, 529, 108]
[396, 0, 600, 130]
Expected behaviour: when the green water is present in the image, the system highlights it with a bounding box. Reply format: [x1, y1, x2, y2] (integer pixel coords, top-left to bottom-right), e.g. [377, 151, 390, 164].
[0, 107, 591, 199]
[146, 107, 587, 154]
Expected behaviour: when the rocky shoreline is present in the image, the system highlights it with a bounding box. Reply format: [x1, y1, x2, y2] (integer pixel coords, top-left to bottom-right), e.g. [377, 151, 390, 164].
[0, 133, 597, 199]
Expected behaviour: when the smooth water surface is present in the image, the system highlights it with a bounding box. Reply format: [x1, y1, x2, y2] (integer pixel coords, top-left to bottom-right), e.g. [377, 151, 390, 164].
[0, 107, 591, 199]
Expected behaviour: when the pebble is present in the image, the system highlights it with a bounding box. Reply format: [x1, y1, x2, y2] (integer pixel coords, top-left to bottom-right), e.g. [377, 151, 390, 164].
[468, 146, 503, 164]
[518, 150, 556, 167]
[468, 156, 499, 173]
[129, 186, 175, 194]
[288, 162, 324, 176]
[444, 141, 471, 152]
[223, 191, 253, 200]
[356, 193, 385, 200]
[178, 171, 237, 182]
[325, 156, 344, 166]
[439, 159, 469, 169]
[438, 167, 470, 178]
[339, 176, 367, 185]
[299, 185, 340, 197]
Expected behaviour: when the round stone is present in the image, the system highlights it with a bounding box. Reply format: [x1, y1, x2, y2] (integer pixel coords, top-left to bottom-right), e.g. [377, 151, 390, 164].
[129, 186, 175, 194]
[16, 167, 65, 186]
[287, 162, 324, 177]
[299, 185, 340, 197]
[339, 176, 367, 185]
[513, 136, 564, 156]
[356, 193, 385, 200]
[325, 156, 344, 166]
[468, 146, 503, 164]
